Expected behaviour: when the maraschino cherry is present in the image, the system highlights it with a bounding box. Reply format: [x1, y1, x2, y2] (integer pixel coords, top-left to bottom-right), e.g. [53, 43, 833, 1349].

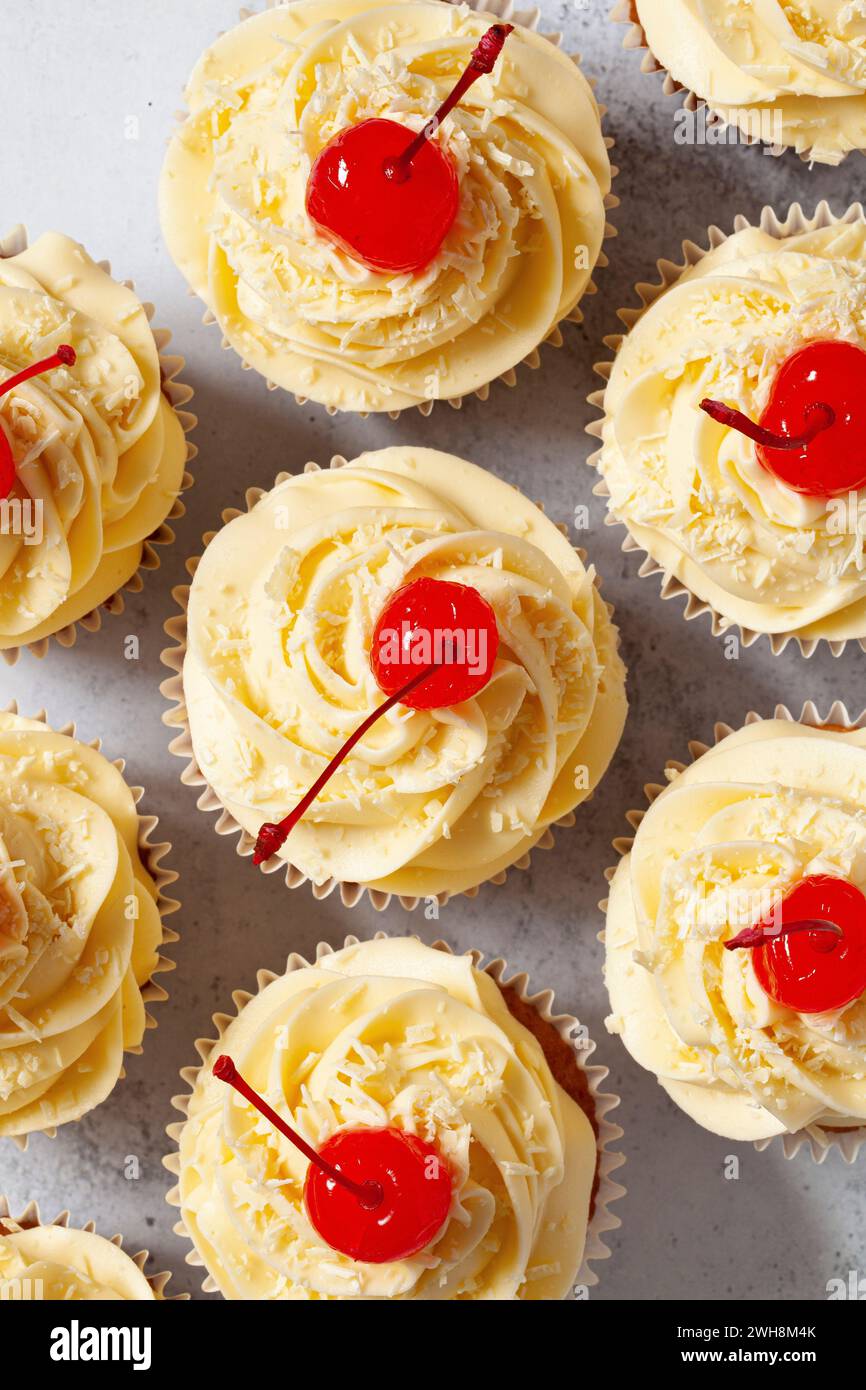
[701, 341, 866, 498]
[214, 1054, 452, 1264]
[0, 345, 77, 499]
[371, 575, 499, 709]
[725, 874, 866, 1013]
[305, 23, 513, 274]
[253, 575, 499, 864]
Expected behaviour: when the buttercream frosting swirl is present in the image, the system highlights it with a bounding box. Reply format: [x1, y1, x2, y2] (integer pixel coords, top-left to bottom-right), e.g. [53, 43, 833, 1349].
[178, 936, 597, 1299]
[182, 446, 627, 900]
[0, 232, 188, 650]
[598, 220, 866, 644]
[160, 0, 610, 412]
[0, 1221, 156, 1300]
[636, 0, 866, 164]
[0, 711, 164, 1139]
[605, 719, 866, 1141]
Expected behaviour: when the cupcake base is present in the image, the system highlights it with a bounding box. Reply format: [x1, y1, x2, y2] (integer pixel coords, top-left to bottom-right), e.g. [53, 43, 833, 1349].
[588, 200, 866, 659]
[164, 932, 626, 1297]
[0, 224, 197, 666]
[3, 702, 179, 1151]
[183, 0, 619, 420]
[161, 455, 624, 913]
[605, 698, 866, 1165]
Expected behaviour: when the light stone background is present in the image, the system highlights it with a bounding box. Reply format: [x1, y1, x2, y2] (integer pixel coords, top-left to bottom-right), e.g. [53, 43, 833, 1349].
[3, 0, 865, 1302]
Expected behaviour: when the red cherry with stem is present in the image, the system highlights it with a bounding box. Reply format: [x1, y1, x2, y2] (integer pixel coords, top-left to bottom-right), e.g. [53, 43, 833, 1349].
[0, 345, 76, 499]
[305, 23, 513, 274]
[725, 874, 866, 1013]
[371, 576, 499, 710]
[213, 1055, 452, 1264]
[306, 120, 458, 275]
[253, 576, 498, 864]
[306, 1128, 452, 1264]
[701, 341, 866, 498]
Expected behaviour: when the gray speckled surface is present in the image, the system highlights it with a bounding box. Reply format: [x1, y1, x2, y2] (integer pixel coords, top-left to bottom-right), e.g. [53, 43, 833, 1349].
[2, 0, 865, 1302]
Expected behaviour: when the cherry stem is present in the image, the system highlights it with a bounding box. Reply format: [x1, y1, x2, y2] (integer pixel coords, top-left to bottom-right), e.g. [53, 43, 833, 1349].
[0, 345, 77, 403]
[700, 398, 835, 452]
[725, 918, 844, 952]
[213, 1054, 384, 1211]
[253, 662, 437, 865]
[384, 24, 514, 183]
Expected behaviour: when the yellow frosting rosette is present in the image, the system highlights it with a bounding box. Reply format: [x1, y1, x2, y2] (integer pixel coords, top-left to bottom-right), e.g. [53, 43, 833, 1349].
[605, 715, 866, 1148]
[171, 446, 627, 904]
[594, 208, 866, 652]
[168, 936, 604, 1300]
[159, 0, 612, 413]
[622, 0, 866, 164]
[0, 1220, 156, 1301]
[0, 230, 191, 657]
[0, 1195, 182, 1300]
[0, 710, 173, 1142]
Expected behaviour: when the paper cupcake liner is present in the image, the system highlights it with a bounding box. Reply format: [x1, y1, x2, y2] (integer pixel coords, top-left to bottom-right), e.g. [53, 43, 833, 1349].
[160, 454, 623, 913]
[0, 1194, 186, 1300]
[610, 0, 811, 162]
[178, 0, 619, 420]
[588, 199, 866, 659]
[0, 224, 197, 666]
[164, 930, 626, 1298]
[603, 698, 866, 1165]
[3, 701, 179, 1151]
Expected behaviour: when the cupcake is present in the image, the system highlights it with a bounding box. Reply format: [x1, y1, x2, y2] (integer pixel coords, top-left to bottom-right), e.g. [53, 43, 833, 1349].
[159, 0, 613, 414]
[0, 1197, 173, 1300]
[163, 446, 627, 908]
[0, 708, 176, 1144]
[591, 203, 866, 655]
[166, 935, 624, 1300]
[605, 711, 866, 1155]
[617, 0, 866, 164]
[0, 228, 194, 661]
